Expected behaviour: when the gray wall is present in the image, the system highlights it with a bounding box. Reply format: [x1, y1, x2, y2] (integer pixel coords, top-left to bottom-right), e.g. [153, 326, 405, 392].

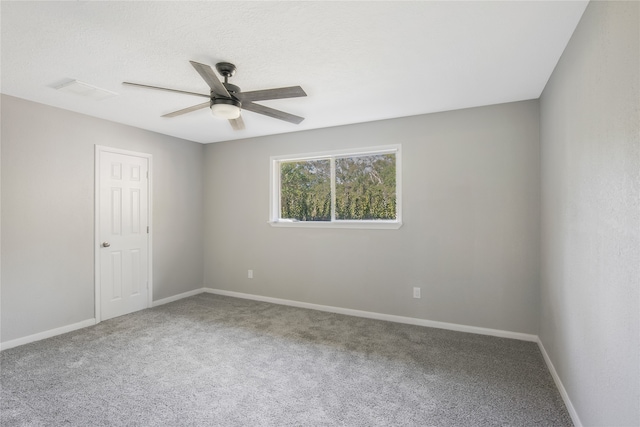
[204, 100, 541, 334]
[539, 2, 639, 426]
[1, 95, 205, 343]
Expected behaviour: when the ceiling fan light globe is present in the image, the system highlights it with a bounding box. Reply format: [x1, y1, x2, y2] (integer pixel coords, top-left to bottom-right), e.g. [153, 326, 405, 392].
[211, 99, 241, 120]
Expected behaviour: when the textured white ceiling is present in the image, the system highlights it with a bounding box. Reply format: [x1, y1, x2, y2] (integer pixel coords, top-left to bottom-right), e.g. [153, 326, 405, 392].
[1, 1, 588, 144]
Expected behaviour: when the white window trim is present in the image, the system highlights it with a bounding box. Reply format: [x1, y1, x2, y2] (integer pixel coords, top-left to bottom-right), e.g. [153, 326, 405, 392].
[269, 145, 402, 229]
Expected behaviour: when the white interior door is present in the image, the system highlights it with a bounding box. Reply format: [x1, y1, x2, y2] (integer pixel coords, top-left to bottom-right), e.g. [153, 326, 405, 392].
[96, 147, 151, 321]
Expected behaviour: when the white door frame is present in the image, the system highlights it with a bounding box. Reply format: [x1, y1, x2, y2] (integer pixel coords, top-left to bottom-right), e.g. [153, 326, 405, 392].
[95, 145, 153, 323]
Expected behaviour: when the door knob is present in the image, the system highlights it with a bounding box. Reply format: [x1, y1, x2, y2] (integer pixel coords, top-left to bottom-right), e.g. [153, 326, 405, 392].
[101, 242, 111, 248]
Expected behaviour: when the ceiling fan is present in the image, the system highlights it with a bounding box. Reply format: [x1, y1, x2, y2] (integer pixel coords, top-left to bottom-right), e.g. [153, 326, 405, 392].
[123, 61, 307, 131]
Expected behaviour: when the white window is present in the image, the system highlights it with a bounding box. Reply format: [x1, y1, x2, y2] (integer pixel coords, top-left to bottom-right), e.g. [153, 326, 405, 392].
[270, 145, 402, 229]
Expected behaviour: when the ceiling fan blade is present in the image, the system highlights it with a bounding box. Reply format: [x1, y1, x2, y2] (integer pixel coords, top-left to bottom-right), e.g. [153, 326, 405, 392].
[189, 61, 230, 98]
[162, 102, 210, 118]
[235, 86, 307, 102]
[242, 102, 304, 124]
[229, 116, 245, 131]
[122, 82, 209, 98]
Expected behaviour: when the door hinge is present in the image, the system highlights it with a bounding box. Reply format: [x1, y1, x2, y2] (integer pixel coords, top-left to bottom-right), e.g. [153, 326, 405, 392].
[147, 226, 149, 233]
[146, 171, 149, 179]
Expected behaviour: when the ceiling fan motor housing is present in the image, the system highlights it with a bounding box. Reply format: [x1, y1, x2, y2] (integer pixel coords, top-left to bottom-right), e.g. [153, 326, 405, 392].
[211, 97, 241, 108]
[221, 83, 241, 97]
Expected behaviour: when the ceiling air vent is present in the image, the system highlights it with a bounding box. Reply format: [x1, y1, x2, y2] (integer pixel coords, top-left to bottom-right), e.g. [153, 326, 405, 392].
[55, 80, 118, 100]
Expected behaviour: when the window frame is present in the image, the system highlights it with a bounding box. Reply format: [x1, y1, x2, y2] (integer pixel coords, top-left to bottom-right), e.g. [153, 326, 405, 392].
[269, 145, 402, 229]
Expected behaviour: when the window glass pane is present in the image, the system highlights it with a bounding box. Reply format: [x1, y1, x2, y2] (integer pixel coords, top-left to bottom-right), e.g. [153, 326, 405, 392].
[280, 159, 331, 221]
[335, 153, 396, 220]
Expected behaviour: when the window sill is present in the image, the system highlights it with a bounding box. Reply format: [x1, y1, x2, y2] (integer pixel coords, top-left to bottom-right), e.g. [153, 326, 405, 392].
[268, 220, 403, 230]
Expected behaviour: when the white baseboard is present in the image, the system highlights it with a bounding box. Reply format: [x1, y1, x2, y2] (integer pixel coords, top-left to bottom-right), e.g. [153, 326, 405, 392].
[0, 318, 96, 352]
[0, 289, 538, 351]
[536, 338, 583, 427]
[203, 288, 538, 342]
[152, 288, 205, 307]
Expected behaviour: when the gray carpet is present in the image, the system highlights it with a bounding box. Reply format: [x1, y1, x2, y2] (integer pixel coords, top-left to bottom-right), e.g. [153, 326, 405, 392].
[1, 293, 572, 426]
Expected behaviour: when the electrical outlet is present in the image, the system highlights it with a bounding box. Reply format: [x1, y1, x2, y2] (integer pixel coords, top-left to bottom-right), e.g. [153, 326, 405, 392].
[413, 287, 421, 299]
[248, 269, 253, 279]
